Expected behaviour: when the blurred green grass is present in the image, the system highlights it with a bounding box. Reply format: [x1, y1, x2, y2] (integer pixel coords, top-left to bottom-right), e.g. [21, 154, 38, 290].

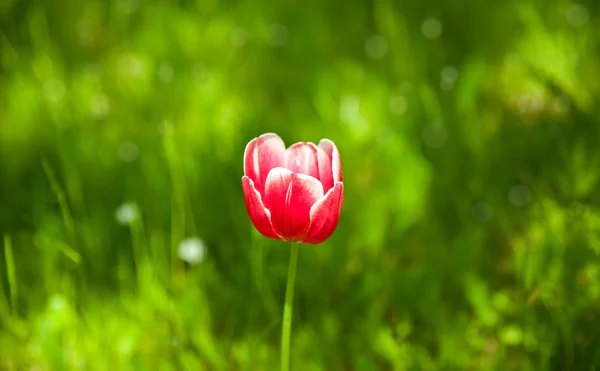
[1, 0, 600, 369]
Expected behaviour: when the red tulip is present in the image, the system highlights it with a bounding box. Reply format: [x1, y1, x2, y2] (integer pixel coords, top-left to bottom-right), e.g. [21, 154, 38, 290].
[242, 133, 344, 244]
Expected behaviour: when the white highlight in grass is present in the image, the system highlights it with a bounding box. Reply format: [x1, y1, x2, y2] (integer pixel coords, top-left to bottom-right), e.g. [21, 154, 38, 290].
[115, 203, 139, 225]
[178, 237, 206, 265]
[422, 18, 443, 39]
[48, 294, 68, 313]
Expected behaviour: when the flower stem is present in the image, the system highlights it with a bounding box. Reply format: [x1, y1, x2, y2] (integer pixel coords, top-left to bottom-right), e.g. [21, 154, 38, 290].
[281, 242, 300, 371]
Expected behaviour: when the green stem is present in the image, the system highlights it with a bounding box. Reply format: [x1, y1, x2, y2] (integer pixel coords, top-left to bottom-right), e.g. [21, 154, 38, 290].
[281, 242, 300, 371]
[4, 234, 17, 315]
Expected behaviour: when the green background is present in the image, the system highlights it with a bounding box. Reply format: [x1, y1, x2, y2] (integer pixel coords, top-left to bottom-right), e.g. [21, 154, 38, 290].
[1, 0, 600, 369]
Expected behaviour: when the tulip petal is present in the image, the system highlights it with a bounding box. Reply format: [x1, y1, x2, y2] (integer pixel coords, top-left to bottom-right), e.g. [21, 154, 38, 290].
[285, 142, 319, 180]
[264, 167, 324, 241]
[244, 133, 286, 195]
[242, 176, 281, 240]
[304, 182, 344, 244]
[316, 146, 334, 192]
[318, 139, 342, 184]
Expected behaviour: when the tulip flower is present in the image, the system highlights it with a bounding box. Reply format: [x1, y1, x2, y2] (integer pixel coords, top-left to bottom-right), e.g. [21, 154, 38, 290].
[242, 133, 344, 244]
[241, 132, 344, 371]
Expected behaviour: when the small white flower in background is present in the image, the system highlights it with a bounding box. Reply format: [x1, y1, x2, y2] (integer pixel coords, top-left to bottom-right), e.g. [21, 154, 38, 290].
[178, 237, 206, 265]
[115, 203, 139, 225]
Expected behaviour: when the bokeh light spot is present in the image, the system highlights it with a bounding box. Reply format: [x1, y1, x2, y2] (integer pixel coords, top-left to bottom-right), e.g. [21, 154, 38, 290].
[43, 79, 66, 103]
[389, 95, 407, 115]
[515, 95, 544, 115]
[115, 203, 139, 225]
[117, 141, 139, 163]
[83, 64, 102, 82]
[499, 325, 524, 345]
[365, 35, 388, 59]
[570, 201, 585, 218]
[472, 201, 494, 223]
[440, 65, 458, 91]
[78, 19, 95, 46]
[193, 64, 209, 84]
[158, 120, 174, 136]
[116, 0, 140, 14]
[89, 94, 110, 118]
[422, 17, 443, 39]
[508, 184, 531, 207]
[178, 237, 206, 265]
[157, 62, 174, 83]
[340, 96, 360, 123]
[422, 122, 447, 148]
[230, 27, 249, 47]
[267, 23, 289, 47]
[566, 4, 589, 27]
[118, 53, 145, 79]
[550, 95, 569, 114]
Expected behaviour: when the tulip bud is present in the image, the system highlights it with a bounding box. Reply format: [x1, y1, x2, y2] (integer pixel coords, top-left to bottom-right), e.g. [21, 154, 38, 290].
[242, 133, 343, 244]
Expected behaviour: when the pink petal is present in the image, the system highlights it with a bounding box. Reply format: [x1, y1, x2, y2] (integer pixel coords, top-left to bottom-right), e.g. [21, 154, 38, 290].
[316, 146, 333, 193]
[285, 142, 319, 180]
[242, 176, 281, 240]
[264, 167, 324, 242]
[244, 133, 286, 195]
[318, 139, 342, 184]
[303, 182, 344, 244]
